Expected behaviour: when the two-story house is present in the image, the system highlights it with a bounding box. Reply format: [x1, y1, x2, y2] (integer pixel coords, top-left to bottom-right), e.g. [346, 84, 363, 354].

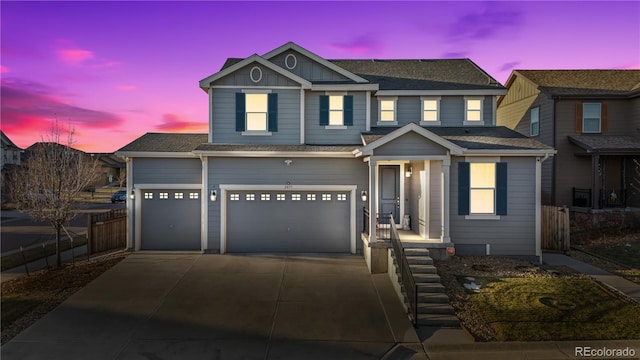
[497, 70, 640, 210]
[116, 42, 553, 263]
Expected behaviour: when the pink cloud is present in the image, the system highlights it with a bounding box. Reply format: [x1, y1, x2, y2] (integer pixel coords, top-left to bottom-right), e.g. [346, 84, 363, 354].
[117, 85, 136, 91]
[0, 66, 10, 73]
[156, 113, 207, 132]
[0, 78, 125, 137]
[329, 33, 384, 54]
[58, 48, 94, 64]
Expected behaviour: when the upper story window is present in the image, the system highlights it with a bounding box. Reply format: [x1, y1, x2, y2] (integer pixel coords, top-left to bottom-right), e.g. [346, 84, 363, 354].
[530, 107, 540, 137]
[582, 103, 601, 133]
[320, 94, 354, 128]
[378, 97, 397, 125]
[421, 97, 441, 125]
[236, 91, 278, 135]
[464, 97, 484, 125]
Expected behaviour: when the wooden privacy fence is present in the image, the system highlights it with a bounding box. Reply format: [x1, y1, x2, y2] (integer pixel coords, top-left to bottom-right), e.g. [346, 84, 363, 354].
[541, 205, 570, 252]
[87, 208, 127, 254]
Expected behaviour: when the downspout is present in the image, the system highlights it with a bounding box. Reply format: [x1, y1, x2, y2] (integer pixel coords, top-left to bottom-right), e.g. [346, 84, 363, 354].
[552, 97, 557, 205]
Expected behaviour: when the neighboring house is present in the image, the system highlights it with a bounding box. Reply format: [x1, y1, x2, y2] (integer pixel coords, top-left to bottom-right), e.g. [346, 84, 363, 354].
[116, 42, 553, 260]
[90, 153, 126, 187]
[497, 70, 640, 210]
[1, 131, 22, 202]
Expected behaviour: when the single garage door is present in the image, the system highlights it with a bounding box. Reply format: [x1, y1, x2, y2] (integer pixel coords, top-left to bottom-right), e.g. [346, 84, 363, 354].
[141, 190, 201, 250]
[226, 190, 350, 252]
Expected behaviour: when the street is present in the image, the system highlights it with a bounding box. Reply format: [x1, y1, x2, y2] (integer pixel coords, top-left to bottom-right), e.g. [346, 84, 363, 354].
[0, 202, 125, 254]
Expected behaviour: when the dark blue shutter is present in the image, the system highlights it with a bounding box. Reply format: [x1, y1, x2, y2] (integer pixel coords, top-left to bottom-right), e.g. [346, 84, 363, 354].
[458, 162, 470, 215]
[344, 95, 353, 126]
[268, 93, 278, 132]
[319, 95, 329, 126]
[496, 162, 508, 215]
[235, 93, 245, 132]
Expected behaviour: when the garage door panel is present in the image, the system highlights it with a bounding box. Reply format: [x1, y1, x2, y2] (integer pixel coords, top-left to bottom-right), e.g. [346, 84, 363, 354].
[227, 191, 350, 253]
[141, 190, 201, 250]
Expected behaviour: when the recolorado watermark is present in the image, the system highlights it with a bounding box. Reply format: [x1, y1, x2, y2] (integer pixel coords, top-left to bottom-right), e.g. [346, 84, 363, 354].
[575, 346, 637, 358]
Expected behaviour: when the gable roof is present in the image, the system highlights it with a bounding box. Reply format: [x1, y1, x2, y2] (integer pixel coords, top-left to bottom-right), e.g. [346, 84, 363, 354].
[116, 133, 208, 154]
[357, 123, 464, 156]
[330, 59, 505, 91]
[510, 70, 640, 97]
[568, 135, 640, 154]
[198, 54, 312, 91]
[362, 125, 554, 153]
[1, 131, 21, 150]
[262, 42, 369, 83]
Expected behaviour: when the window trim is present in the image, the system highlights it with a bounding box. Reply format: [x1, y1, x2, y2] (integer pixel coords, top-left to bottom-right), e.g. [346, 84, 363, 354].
[582, 102, 601, 134]
[530, 107, 540, 137]
[377, 97, 398, 126]
[463, 96, 484, 125]
[420, 96, 441, 126]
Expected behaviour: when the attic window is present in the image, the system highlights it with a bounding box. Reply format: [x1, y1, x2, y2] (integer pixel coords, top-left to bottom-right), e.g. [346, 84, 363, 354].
[250, 66, 263, 83]
[285, 54, 297, 70]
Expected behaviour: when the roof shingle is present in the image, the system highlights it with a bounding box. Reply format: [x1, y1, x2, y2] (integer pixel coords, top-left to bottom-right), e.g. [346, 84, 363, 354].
[516, 70, 640, 96]
[117, 133, 208, 153]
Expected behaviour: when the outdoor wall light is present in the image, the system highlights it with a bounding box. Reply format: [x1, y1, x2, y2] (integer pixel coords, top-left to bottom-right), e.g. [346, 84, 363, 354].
[405, 165, 413, 178]
[130, 189, 135, 200]
[210, 189, 217, 202]
[361, 190, 368, 202]
[284, 159, 293, 166]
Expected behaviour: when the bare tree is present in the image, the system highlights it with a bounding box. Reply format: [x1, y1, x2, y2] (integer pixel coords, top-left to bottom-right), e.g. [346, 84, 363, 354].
[10, 123, 100, 267]
[116, 167, 126, 188]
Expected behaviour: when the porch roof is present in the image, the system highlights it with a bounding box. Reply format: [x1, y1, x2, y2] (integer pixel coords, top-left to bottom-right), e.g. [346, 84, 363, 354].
[193, 144, 360, 152]
[117, 133, 208, 153]
[362, 126, 554, 151]
[568, 135, 640, 154]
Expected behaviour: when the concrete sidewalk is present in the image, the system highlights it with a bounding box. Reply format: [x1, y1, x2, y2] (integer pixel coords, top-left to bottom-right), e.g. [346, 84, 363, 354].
[543, 253, 640, 303]
[1, 244, 88, 283]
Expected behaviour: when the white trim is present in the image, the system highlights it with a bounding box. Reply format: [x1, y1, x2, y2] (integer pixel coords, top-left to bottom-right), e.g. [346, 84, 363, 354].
[369, 160, 377, 242]
[377, 96, 398, 125]
[134, 183, 203, 251]
[208, 88, 214, 143]
[375, 89, 507, 96]
[201, 157, 208, 252]
[465, 215, 501, 220]
[249, 66, 263, 83]
[369, 155, 449, 162]
[241, 89, 272, 94]
[442, 158, 451, 243]
[422, 160, 430, 239]
[211, 85, 301, 90]
[284, 53, 297, 70]
[300, 89, 305, 144]
[324, 125, 347, 130]
[535, 156, 542, 257]
[376, 122, 398, 126]
[492, 96, 497, 126]
[420, 96, 441, 125]
[262, 42, 369, 83]
[241, 131, 272, 136]
[325, 91, 347, 96]
[126, 158, 133, 249]
[357, 123, 464, 156]
[115, 151, 199, 158]
[464, 96, 484, 125]
[365, 91, 371, 132]
[218, 184, 358, 254]
[199, 54, 312, 90]
[312, 84, 379, 91]
[193, 151, 355, 158]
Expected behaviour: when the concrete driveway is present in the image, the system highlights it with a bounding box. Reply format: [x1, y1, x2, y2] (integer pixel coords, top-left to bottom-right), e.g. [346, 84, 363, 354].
[2, 253, 419, 360]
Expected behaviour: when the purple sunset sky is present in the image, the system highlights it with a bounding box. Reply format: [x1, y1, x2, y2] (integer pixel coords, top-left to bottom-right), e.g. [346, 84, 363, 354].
[1, 1, 638, 152]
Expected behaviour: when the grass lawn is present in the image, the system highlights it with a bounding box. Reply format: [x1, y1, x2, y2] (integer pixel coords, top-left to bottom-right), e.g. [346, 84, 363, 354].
[589, 242, 640, 268]
[464, 277, 640, 341]
[0, 235, 88, 271]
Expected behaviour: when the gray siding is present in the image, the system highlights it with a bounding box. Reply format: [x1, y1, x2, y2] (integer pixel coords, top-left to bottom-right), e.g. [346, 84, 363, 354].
[374, 132, 448, 156]
[304, 91, 367, 144]
[270, 51, 351, 82]
[429, 160, 442, 239]
[132, 158, 202, 184]
[207, 157, 368, 251]
[213, 63, 300, 87]
[450, 157, 536, 255]
[372, 95, 495, 128]
[211, 88, 301, 144]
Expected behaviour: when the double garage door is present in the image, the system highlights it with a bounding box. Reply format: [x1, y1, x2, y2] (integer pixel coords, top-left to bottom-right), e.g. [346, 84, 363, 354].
[141, 189, 201, 250]
[226, 190, 351, 253]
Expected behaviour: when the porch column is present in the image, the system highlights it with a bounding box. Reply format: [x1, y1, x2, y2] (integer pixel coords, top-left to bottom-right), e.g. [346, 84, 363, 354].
[442, 157, 451, 243]
[591, 154, 600, 209]
[369, 159, 378, 242]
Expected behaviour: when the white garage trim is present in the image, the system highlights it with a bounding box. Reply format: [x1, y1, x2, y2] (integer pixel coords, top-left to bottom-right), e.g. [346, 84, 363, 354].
[219, 184, 358, 254]
[133, 183, 203, 251]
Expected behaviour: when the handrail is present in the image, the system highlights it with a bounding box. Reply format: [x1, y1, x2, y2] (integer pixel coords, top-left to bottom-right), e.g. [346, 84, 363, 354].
[389, 213, 418, 326]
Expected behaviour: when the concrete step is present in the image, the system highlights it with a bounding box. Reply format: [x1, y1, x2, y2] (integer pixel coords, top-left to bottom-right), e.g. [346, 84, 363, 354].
[417, 283, 446, 293]
[416, 303, 455, 315]
[412, 273, 441, 283]
[406, 256, 433, 265]
[409, 264, 438, 274]
[416, 313, 460, 327]
[403, 248, 430, 257]
[417, 293, 451, 304]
